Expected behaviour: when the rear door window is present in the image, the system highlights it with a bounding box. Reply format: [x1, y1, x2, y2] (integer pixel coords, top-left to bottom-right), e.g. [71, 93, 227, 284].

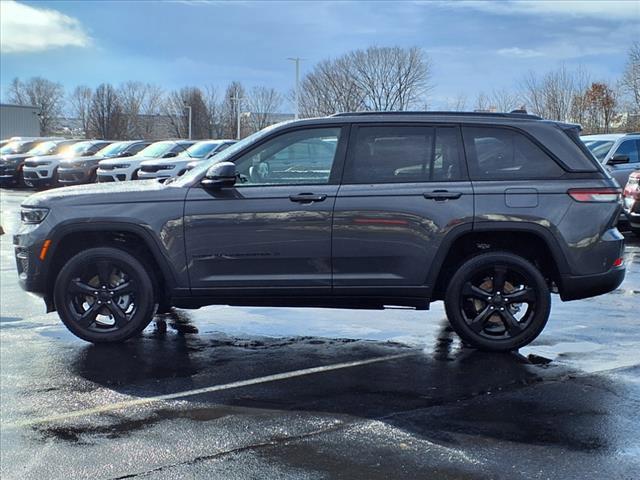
[343, 125, 463, 184]
[463, 126, 565, 180]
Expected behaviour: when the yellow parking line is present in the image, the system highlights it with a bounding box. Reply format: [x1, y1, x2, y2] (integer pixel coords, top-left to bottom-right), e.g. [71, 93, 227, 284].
[3, 352, 414, 429]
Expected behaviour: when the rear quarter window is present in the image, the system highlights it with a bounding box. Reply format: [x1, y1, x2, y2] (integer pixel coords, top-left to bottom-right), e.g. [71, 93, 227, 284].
[462, 126, 565, 180]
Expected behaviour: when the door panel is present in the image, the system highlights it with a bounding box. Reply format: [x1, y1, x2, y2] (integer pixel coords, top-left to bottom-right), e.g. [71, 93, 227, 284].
[184, 126, 346, 291]
[184, 185, 337, 289]
[333, 181, 474, 289]
[333, 124, 473, 291]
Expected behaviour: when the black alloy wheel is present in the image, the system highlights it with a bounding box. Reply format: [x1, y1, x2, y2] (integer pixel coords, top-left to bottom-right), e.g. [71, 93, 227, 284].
[445, 252, 551, 351]
[54, 247, 156, 343]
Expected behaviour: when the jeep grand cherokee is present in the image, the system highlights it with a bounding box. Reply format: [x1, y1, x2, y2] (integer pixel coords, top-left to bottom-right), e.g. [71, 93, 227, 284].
[14, 112, 625, 351]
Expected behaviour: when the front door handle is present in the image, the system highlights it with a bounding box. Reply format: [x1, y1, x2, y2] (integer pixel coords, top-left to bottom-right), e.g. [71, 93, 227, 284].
[423, 190, 463, 201]
[289, 193, 327, 203]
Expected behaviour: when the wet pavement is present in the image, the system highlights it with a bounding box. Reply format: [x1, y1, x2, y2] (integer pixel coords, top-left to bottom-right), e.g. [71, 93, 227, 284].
[1, 187, 639, 479]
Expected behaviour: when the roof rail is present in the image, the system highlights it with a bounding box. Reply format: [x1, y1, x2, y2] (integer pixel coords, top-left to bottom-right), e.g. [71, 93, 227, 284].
[330, 111, 543, 120]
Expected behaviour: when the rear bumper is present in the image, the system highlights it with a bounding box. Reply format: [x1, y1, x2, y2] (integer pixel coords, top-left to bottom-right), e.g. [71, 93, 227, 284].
[560, 266, 626, 301]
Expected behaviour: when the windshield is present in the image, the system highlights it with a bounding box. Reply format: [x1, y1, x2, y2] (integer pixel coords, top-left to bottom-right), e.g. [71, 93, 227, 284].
[172, 123, 285, 187]
[26, 141, 58, 156]
[177, 141, 221, 159]
[136, 142, 174, 158]
[582, 140, 615, 163]
[97, 142, 131, 158]
[0, 140, 38, 155]
[64, 141, 95, 157]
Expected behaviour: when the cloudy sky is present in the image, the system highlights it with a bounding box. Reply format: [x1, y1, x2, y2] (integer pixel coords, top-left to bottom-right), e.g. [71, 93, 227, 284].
[0, 0, 638, 110]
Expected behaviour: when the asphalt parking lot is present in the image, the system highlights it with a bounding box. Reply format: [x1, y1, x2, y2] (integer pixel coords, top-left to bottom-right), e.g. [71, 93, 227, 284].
[1, 187, 639, 480]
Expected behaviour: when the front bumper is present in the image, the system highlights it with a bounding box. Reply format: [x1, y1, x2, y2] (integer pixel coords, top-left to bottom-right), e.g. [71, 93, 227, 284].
[23, 166, 54, 186]
[97, 168, 131, 182]
[0, 165, 20, 182]
[58, 167, 93, 185]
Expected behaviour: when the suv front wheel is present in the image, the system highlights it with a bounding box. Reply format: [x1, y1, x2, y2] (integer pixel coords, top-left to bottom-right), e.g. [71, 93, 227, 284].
[54, 247, 156, 343]
[444, 252, 551, 351]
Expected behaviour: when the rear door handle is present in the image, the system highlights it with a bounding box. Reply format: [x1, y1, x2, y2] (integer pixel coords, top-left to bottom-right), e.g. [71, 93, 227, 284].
[289, 193, 327, 203]
[423, 190, 463, 201]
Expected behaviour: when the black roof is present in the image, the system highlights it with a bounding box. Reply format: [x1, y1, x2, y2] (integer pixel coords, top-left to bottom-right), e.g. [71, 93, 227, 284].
[331, 111, 542, 120]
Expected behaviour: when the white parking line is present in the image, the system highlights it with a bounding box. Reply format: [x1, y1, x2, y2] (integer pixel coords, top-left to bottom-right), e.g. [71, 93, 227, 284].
[3, 352, 414, 429]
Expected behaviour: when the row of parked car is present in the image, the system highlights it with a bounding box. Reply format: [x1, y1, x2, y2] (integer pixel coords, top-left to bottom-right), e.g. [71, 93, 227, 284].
[0, 137, 236, 188]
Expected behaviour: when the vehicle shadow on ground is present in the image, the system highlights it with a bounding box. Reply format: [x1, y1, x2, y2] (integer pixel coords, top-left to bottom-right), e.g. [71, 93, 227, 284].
[40, 315, 626, 455]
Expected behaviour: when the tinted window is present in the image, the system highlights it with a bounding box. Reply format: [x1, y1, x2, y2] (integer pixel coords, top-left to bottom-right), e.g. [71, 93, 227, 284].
[582, 139, 614, 162]
[463, 127, 565, 180]
[613, 140, 639, 164]
[344, 126, 462, 184]
[127, 143, 149, 155]
[234, 127, 341, 186]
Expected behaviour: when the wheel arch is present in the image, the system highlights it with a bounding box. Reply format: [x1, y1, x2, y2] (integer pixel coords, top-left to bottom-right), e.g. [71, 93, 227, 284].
[43, 221, 180, 311]
[428, 222, 570, 300]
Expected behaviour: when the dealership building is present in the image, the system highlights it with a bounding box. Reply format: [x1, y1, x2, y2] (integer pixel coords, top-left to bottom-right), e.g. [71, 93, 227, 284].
[0, 103, 41, 139]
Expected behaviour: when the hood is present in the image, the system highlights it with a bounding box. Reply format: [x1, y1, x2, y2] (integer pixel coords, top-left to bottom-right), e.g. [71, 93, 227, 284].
[140, 157, 194, 167]
[99, 155, 154, 167]
[0, 153, 30, 163]
[22, 178, 187, 208]
[24, 153, 65, 166]
[59, 153, 105, 167]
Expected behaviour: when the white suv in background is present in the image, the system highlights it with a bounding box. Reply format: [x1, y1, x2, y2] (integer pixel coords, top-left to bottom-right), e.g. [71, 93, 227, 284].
[137, 139, 236, 181]
[581, 133, 640, 188]
[23, 140, 111, 188]
[96, 140, 196, 182]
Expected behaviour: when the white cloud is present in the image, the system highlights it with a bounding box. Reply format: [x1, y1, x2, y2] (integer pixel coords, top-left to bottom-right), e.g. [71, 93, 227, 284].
[497, 47, 543, 58]
[0, 0, 92, 54]
[436, 0, 637, 21]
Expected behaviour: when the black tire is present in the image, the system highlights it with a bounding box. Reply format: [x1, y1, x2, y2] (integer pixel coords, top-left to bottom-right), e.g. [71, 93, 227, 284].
[632, 227, 640, 237]
[54, 247, 156, 343]
[444, 252, 551, 352]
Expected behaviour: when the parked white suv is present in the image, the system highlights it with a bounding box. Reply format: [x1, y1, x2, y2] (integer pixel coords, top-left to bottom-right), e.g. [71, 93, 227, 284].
[581, 133, 640, 188]
[96, 140, 195, 182]
[137, 140, 236, 180]
[23, 140, 111, 188]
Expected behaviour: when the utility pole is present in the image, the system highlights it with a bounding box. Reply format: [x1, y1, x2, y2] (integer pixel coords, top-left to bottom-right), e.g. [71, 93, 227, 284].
[184, 105, 192, 139]
[230, 92, 243, 139]
[287, 57, 303, 119]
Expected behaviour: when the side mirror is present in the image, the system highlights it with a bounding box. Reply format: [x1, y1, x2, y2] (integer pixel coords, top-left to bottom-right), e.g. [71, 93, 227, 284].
[201, 162, 236, 189]
[119, 151, 133, 157]
[163, 151, 178, 158]
[609, 155, 630, 165]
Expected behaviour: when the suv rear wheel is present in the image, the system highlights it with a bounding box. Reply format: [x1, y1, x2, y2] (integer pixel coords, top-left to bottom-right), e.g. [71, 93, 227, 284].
[444, 252, 551, 351]
[54, 247, 156, 343]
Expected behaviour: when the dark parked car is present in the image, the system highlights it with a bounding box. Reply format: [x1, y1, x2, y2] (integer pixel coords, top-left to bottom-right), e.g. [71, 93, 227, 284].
[58, 140, 151, 185]
[15, 112, 625, 351]
[0, 139, 65, 186]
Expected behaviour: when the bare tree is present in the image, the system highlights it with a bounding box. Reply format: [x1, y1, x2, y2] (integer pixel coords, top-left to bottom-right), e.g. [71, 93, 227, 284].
[6, 77, 65, 134]
[118, 82, 164, 139]
[299, 46, 433, 117]
[220, 81, 246, 138]
[69, 85, 92, 137]
[246, 86, 283, 133]
[444, 93, 467, 111]
[474, 92, 491, 111]
[203, 85, 222, 138]
[163, 87, 209, 139]
[620, 42, 640, 128]
[88, 83, 125, 139]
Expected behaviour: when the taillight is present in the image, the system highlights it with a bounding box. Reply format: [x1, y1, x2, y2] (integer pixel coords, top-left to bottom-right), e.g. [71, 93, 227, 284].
[568, 188, 620, 203]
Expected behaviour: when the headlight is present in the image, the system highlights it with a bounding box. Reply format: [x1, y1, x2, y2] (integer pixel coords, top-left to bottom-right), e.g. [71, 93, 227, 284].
[21, 207, 49, 224]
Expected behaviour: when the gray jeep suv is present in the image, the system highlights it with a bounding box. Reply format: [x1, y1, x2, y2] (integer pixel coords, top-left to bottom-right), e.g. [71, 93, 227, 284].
[14, 112, 626, 351]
